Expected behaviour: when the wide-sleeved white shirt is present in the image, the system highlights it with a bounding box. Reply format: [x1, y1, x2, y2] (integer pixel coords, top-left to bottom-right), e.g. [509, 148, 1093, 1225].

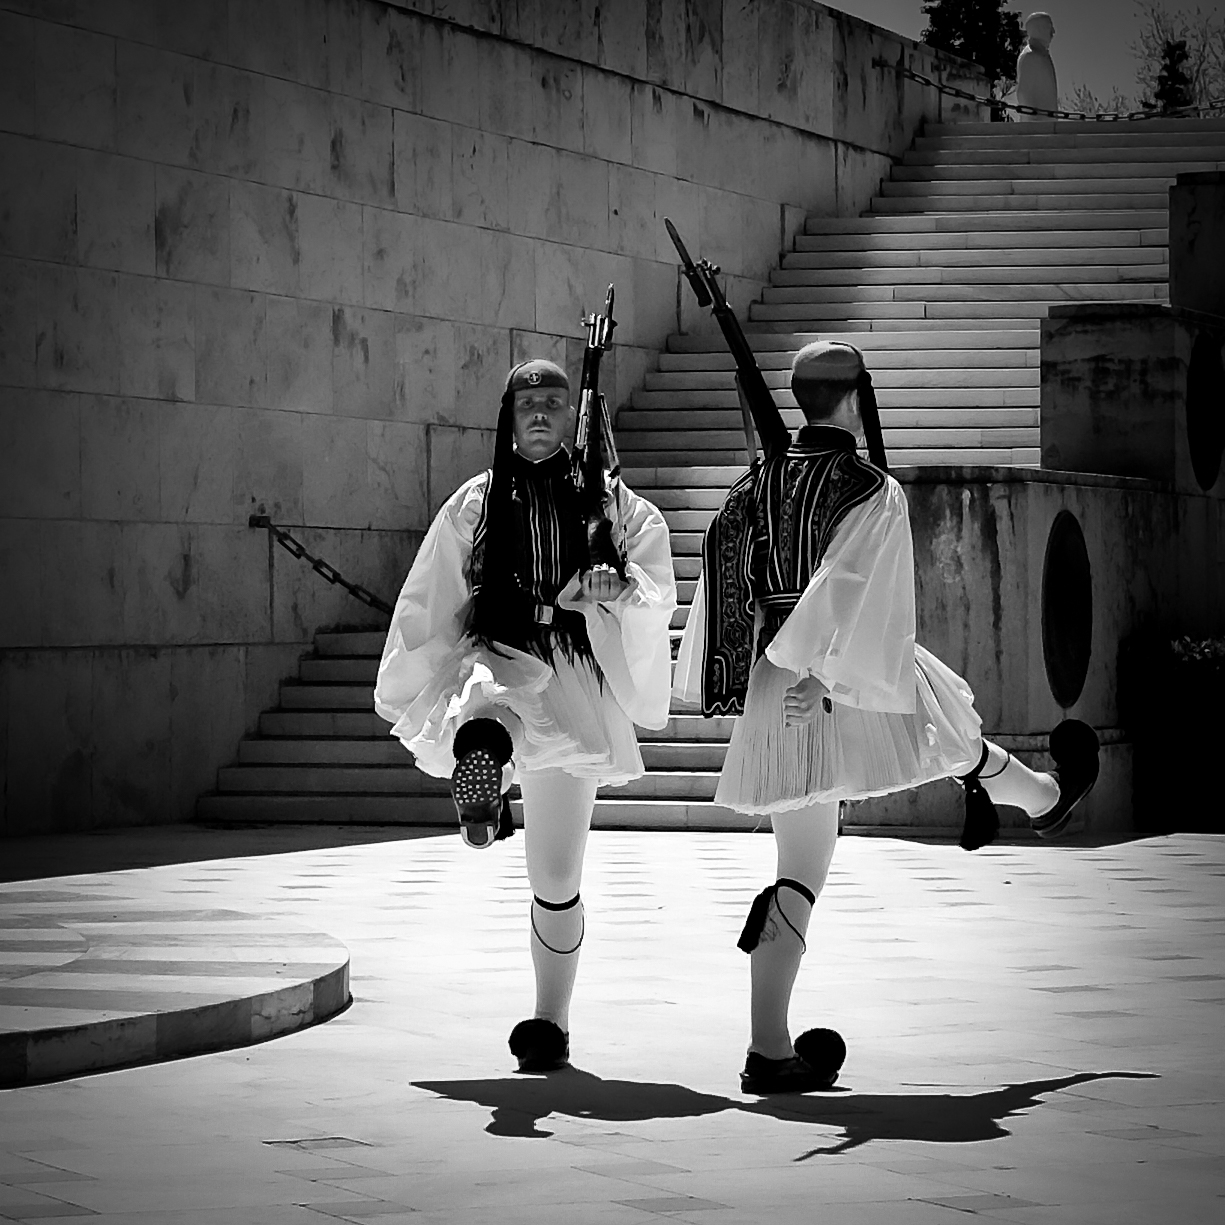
[674, 475, 917, 715]
[375, 469, 678, 730]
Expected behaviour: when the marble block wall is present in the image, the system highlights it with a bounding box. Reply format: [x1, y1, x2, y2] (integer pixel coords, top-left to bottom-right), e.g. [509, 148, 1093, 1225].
[0, 0, 987, 834]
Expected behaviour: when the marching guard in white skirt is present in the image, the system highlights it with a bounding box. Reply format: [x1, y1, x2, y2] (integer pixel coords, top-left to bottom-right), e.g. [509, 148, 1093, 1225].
[674, 341, 1100, 1095]
[375, 357, 676, 1073]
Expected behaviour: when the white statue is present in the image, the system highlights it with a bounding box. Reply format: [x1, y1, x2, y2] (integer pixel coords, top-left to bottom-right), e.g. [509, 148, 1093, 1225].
[1016, 12, 1058, 118]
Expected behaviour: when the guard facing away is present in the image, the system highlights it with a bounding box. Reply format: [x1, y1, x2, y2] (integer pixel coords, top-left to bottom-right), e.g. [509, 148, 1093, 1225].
[375, 342, 677, 1075]
[674, 341, 1100, 1096]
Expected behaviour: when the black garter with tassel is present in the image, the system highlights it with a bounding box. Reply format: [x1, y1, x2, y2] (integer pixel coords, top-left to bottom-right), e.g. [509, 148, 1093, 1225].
[737, 878, 817, 953]
[958, 744, 1000, 851]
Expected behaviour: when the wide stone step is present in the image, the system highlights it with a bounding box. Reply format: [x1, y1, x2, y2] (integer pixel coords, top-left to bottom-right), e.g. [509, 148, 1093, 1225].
[630, 389, 1039, 412]
[782, 245, 1168, 270]
[299, 658, 379, 684]
[748, 300, 1060, 321]
[315, 631, 386, 656]
[239, 738, 407, 765]
[922, 116, 1225, 138]
[260, 710, 389, 737]
[749, 317, 1044, 332]
[803, 209, 1167, 235]
[623, 446, 1041, 469]
[665, 328, 1038, 353]
[769, 263, 1166, 286]
[627, 407, 1039, 433]
[280, 683, 374, 710]
[893, 158, 1223, 181]
[640, 741, 728, 769]
[904, 143, 1225, 165]
[881, 174, 1181, 196]
[870, 192, 1168, 213]
[645, 427, 1037, 464]
[759, 282, 1164, 304]
[643, 367, 1039, 391]
[794, 228, 1167, 252]
[656, 347, 1037, 371]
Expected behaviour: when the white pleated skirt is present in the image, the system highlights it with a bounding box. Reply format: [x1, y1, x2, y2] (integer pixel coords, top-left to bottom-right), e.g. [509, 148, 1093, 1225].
[390, 639, 644, 787]
[715, 644, 984, 815]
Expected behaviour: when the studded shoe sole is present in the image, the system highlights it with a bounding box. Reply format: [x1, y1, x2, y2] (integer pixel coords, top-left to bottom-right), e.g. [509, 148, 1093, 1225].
[451, 748, 504, 849]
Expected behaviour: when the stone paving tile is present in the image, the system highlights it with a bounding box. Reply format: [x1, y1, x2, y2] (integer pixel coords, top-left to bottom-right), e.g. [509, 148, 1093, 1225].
[0, 829, 1222, 1222]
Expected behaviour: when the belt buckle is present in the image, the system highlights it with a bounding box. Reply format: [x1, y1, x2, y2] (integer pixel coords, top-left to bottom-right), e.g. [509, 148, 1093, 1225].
[535, 603, 554, 626]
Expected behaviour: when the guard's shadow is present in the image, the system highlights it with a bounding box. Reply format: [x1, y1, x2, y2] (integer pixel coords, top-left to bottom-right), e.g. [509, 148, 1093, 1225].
[413, 1068, 1156, 1155]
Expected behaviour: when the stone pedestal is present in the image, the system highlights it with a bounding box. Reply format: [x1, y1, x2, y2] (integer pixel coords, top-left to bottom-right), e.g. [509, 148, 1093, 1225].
[1041, 303, 1225, 497]
[1170, 171, 1225, 318]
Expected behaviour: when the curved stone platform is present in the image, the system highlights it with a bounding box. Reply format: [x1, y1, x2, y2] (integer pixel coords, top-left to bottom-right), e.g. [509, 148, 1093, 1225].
[0, 880, 349, 1088]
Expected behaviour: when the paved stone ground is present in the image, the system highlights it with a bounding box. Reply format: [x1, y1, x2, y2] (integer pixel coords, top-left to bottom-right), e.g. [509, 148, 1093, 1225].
[0, 825, 1222, 1223]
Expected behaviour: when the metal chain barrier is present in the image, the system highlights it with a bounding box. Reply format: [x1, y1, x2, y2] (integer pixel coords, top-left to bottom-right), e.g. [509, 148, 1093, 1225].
[882, 61, 1225, 122]
[249, 514, 394, 616]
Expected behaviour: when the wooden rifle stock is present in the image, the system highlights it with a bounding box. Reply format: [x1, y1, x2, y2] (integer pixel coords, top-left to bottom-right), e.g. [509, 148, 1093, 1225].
[664, 218, 791, 461]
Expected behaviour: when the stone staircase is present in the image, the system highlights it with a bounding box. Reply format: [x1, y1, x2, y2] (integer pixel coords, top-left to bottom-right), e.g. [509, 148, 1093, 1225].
[198, 116, 1225, 832]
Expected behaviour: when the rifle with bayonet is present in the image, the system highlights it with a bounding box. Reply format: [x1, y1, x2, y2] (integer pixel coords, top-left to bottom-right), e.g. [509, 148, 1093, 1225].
[665, 218, 890, 473]
[665, 218, 790, 463]
[574, 283, 627, 580]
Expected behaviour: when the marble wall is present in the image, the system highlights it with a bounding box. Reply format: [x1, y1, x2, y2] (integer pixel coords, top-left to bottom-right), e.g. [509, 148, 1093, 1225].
[0, 0, 986, 833]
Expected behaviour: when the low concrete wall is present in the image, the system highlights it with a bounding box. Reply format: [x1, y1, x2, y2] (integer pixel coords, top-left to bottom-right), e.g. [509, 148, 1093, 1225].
[848, 466, 1225, 837]
[0, 0, 987, 834]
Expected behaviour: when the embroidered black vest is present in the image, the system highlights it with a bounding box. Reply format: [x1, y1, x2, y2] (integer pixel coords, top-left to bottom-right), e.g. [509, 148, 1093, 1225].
[699, 426, 886, 716]
[467, 449, 594, 664]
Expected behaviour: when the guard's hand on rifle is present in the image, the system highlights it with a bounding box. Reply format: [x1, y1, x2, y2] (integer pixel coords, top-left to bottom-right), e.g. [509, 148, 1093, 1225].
[783, 675, 832, 726]
[580, 564, 630, 603]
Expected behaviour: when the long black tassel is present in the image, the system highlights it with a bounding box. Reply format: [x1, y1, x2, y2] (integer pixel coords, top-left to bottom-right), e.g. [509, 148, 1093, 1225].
[857, 369, 889, 473]
[737, 878, 816, 952]
[495, 794, 515, 842]
[958, 744, 1001, 851]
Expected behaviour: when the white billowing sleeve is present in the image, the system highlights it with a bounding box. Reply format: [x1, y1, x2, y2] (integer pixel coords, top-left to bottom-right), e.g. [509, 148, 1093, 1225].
[671, 578, 705, 706]
[765, 476, 917, 714]
[373, 474, 488, 724]
[559, 482, 677, 730]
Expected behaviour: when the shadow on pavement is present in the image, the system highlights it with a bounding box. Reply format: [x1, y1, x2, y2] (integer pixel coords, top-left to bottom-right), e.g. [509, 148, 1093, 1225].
[0, 823, 448, 882]
[413, 1069, 1158, 1153]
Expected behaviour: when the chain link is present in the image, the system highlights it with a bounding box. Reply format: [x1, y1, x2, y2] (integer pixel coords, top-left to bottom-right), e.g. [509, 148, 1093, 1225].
[885, 62, 1225, 122]
[250, 515, 394, 616]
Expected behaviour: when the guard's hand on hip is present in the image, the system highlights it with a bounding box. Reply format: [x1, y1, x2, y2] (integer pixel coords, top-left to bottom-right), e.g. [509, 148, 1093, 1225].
[783, 675, 831, 726]
[580, 565, 629, 602]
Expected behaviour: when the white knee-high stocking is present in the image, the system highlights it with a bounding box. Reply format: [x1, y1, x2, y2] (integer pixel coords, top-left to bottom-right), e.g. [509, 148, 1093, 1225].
[745, 801, 841, 1060]
[749, 883, 814, 1059]
[530, 894, 584, 1031]
[976, 740, 1059, 817]
[521, 768, 598, 1037]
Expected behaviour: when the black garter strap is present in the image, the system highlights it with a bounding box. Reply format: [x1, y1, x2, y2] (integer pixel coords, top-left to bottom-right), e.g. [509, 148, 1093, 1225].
[958, 743, 1001, 852]
[531, 893, 584, 955]
[534, 893, 580, 912]
[737, 878, 816, 954]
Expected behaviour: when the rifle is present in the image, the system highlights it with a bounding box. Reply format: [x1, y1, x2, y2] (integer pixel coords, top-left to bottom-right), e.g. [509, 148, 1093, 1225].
[665, 218, 791, 462]
[666, 219, 890, 473]
[574, 284, 627, 580]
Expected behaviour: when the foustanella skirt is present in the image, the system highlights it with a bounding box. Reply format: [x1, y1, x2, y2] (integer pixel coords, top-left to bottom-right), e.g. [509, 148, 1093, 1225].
[715, 643, 984, 815]
[390, 638, 644, 787]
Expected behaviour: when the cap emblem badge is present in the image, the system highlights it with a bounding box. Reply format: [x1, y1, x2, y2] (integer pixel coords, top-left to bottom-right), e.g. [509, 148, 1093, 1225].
[526, 370, 542, 385]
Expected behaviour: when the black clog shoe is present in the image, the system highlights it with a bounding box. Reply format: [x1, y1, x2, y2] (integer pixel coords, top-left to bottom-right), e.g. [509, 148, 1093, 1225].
[1031, 719, 1100, 840]
[509, 1018, 570, 1073]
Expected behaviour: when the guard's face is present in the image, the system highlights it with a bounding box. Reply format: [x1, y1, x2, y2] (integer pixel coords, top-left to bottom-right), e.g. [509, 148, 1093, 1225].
[513, 387, 574, 461]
